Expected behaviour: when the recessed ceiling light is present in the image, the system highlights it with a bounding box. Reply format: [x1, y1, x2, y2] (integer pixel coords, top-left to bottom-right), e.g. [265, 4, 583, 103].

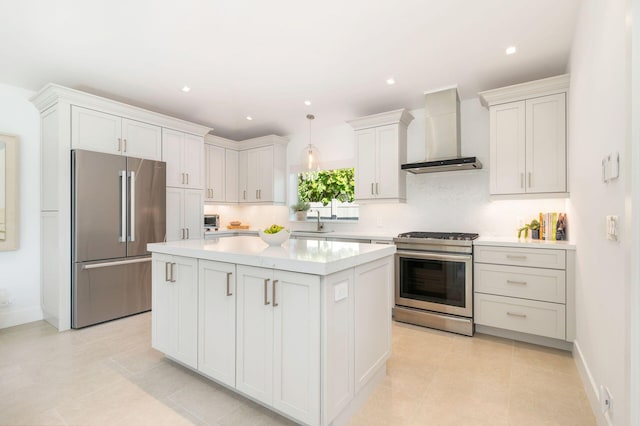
[386, 78, 395, 85]
[246, 116, 253, 121]
[304, 100, 312, 106]
[181, 86, 191, 92]
[505, 46, 517, 55]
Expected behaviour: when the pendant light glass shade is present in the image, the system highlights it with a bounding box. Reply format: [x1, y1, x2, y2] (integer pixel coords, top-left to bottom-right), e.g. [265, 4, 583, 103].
[304, 114, 320, 171]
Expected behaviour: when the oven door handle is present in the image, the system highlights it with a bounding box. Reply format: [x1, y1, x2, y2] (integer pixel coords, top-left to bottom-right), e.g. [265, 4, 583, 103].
[396, 251, 471, 262]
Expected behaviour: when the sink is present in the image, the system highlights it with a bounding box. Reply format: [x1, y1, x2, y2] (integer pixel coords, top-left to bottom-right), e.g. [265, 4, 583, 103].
[292, 230, 334, 234]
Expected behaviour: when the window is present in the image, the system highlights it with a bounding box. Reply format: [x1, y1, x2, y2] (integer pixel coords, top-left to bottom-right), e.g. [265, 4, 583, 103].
[297, 168, 358, 220]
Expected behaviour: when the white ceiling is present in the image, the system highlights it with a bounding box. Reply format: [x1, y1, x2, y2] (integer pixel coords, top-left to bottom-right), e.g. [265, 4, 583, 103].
[0, 0, 581, 139]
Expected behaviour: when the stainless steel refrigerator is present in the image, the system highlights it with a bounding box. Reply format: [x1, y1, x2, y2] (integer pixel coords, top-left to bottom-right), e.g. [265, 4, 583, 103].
[72, 150, 166, 328]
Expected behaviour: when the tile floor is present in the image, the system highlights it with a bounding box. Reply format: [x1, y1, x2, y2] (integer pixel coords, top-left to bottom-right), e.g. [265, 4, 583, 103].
[0, 313, 595, 425]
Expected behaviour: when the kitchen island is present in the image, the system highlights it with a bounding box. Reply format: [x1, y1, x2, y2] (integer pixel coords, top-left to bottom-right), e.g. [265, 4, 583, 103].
[147, 237, 395, 426]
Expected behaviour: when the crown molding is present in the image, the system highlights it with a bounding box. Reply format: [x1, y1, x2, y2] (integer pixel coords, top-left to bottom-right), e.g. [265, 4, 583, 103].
[478, 74, 570, 108]
[30, 83, 211, 136]
[205, 133, 289, 150]
[347, 108, 414, 130]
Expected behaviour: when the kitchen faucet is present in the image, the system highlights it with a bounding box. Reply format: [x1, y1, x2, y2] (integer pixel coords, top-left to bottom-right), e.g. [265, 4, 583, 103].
[312, 210, 324, 231]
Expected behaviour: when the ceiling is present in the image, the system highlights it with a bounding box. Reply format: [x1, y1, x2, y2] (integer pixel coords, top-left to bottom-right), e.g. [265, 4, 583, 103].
[0, 0, 581, 140]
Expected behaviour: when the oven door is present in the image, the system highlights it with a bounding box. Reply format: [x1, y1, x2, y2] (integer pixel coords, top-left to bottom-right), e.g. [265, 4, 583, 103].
[395, 250, 472, 317]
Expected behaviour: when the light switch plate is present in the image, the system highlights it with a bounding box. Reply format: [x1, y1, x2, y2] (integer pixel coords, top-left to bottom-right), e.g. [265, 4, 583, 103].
[606, 215, 618, 241]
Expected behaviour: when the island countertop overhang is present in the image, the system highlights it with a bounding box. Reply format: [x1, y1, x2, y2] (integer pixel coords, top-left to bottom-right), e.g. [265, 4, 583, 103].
[148, 236, 396, 276]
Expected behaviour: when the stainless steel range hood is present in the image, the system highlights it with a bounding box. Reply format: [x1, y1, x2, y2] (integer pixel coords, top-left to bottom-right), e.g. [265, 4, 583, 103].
[402, 87, 482, 174]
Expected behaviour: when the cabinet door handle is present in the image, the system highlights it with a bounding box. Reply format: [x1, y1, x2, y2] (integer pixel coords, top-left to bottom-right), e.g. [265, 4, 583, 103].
[272, 279, 279, 307]
[186, 228, 190, 239]
[259, 189, 261, 199]
[243, 190, 246, 200]
[165, 262, 171, 282]
[181, 228, 185, 239]
[376, 182, 379, 195]
[264, 279, 271, 305]
[186, 173, 189, 185]
[123, 138, 127, 153]
[506, 280, 527, 285]
[371, 183, 374, 195]
[506, 254, 527, 260]
[506, 312, 527, 318]
[256, 190, 259, 199]
[170, 263, 177, 282]
[528, 172, 532, 188]
[181, 173, 185, 185]
[520, 173, 524, 189]
[118, 138, 122, 152]
[226, 272, 233, 296]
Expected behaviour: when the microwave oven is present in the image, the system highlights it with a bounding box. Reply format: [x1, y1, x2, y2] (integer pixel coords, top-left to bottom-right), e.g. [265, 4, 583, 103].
[204, 214, 220, 230]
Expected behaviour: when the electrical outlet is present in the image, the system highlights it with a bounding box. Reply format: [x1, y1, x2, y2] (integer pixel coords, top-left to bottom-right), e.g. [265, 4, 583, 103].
[600, 385, 613, 415]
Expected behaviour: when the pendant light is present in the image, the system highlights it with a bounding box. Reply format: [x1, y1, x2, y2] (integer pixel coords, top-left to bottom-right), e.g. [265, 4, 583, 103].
[305, 114, 320, 171]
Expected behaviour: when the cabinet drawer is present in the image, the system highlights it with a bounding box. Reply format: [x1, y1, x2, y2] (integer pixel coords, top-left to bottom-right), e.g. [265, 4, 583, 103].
[474, 246, 565, 269]
[474, 264, 565, 303]
[475, 293, 565, 340]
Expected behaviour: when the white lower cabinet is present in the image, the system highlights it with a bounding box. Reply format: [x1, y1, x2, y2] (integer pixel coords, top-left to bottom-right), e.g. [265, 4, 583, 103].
[152, 254, 198, 369]
[474, 244, 575, 343]
[354, 257, 392, 392]
[236, 265, 320, 425]
[198, 260, 236, 387]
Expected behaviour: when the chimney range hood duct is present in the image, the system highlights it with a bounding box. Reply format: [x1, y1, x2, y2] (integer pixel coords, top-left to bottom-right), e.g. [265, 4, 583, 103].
[401, 87, 482, 174]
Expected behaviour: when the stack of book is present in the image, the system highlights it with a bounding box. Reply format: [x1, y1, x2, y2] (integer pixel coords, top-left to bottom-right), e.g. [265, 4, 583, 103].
[539, 212, 567, 241]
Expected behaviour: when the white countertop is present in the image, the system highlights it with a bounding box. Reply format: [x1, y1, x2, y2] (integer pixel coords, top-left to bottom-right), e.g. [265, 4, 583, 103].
[148, 236, 396, 275]
[474, 237, 576, 250]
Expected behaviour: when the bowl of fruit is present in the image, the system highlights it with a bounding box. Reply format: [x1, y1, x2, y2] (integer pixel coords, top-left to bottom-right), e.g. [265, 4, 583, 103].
[259, 224, 290, 246]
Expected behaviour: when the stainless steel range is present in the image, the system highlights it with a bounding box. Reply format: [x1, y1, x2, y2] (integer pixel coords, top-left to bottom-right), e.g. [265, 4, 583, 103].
[393, 232, 479, 336]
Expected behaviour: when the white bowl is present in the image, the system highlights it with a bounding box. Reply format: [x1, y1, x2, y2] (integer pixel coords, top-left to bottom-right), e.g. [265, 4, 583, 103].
[259, 229, 290, 246]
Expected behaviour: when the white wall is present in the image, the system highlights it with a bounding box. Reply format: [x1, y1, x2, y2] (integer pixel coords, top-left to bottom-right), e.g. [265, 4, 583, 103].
[206, 98, 567, 237]
[567, 0, 631, 424]
[0, 83, 42, 328]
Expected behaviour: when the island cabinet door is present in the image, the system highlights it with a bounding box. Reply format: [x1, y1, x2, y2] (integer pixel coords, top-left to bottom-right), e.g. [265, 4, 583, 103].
[236, 265, 275, 405]
[272, 270, 321, 425]
[354, 256, 393, 393]
[198, 260, 236, 387]
[151, 254, 198, 369]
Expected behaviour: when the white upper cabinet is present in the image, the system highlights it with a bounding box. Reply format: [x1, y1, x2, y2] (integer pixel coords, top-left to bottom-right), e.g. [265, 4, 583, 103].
[348, 109, 413, 203]
[205, 144, 225, 202]
[238, 138, 287, 204]
[225, 149, 239, 203]
[121, 118, 162, 160]
[71, 106, 162, 160]
[526, 94, 567, 193]
[238, 149, 249, 202]
[162, 128, 204, 189]
[203, 135, 287, 205]
[479, 74, 569, 196]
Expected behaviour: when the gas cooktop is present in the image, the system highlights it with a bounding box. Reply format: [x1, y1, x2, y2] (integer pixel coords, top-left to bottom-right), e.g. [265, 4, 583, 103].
[396, 232, 479, 241]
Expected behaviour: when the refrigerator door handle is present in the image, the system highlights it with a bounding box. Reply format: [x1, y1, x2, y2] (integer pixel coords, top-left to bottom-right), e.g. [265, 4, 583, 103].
[82, 257, 152, 270]
[128, 170, 136, 242]
[119, 170, 127, 242]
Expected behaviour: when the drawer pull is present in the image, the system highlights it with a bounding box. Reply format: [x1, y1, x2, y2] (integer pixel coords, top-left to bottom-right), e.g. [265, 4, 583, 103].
[506, 312, 527, 318]
[506, 280, 527, 285]
[506, 255, 527, 260]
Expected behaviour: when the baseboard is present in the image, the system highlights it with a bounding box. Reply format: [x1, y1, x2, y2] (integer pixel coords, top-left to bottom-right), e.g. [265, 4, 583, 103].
[0, 304, 44, 329]
[475, 325, 573, 351]
[573, 340, 611, 426]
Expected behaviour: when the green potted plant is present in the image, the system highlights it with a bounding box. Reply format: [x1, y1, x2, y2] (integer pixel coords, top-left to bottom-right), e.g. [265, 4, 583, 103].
[291, 200, 310, 221]
[518, 219, 540, 239]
